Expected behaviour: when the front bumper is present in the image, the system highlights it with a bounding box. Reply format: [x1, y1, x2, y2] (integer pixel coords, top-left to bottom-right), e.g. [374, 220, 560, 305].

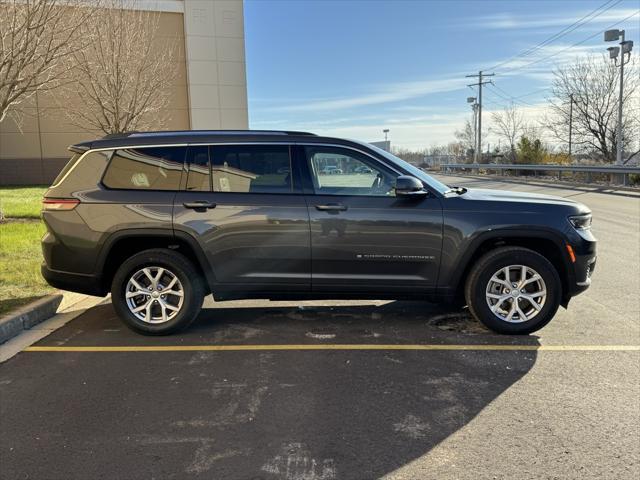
[566, 229, 597, 298]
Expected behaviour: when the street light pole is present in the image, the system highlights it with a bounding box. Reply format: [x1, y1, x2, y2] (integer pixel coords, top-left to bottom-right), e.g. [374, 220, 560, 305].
[615, 30, 625, 165]
[605, 28, 634, 165]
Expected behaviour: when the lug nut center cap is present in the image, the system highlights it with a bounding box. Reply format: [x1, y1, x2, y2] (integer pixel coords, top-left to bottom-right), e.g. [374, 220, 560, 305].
[151, 291, 160, 298]
[512, 290, 520, 297]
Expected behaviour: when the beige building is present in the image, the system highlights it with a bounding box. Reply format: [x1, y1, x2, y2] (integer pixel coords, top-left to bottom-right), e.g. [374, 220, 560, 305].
[0, 0, 249, 185]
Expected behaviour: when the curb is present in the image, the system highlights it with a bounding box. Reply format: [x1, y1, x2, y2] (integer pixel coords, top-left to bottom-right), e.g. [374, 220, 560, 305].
[0, 294, 63, 344]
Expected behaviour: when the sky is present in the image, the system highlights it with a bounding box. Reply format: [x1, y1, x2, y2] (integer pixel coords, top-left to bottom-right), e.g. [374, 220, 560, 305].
[244, 0, 640, 150]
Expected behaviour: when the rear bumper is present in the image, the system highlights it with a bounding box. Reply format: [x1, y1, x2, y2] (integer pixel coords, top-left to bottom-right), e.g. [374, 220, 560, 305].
[41, 264, 105, 297]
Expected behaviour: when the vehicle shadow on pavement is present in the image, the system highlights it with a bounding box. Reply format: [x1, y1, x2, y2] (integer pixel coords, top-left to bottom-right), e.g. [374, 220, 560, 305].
[1, 301, 541, 479]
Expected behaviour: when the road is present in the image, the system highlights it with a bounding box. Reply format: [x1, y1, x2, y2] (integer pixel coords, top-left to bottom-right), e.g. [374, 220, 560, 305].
[1, 175, 639, 479]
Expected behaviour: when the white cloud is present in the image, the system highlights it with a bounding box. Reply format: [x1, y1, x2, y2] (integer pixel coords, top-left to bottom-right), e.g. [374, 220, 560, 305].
[251, 101, 554, 150]
[475, 8, 639, 30]
[263, 76, 469, 114]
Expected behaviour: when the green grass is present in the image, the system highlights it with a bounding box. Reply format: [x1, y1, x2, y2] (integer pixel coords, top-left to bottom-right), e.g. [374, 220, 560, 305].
[0, 186, 47, 219]
[0, 220, 53, 315]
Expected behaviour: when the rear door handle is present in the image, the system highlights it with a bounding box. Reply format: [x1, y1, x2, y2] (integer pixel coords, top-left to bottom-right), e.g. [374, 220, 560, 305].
[183, 200, 216, 210]
[315, 203, 348, 212]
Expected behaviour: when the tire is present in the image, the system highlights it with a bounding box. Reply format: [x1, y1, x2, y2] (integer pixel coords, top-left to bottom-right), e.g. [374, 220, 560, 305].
[111, 249, 205, 335]
[464, 247, 561, 335]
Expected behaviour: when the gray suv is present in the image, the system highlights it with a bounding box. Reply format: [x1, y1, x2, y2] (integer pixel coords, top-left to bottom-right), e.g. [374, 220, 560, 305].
[41, 130, 596, 335]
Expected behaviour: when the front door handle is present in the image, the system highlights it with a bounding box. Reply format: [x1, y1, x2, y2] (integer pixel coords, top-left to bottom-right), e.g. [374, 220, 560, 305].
[315, 203, 348, 212]
[183, 200, 216, 211]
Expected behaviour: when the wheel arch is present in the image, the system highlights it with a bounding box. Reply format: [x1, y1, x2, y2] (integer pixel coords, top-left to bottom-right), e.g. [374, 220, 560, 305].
[450, 229, 574, 307]
[96, 229, 215, 295]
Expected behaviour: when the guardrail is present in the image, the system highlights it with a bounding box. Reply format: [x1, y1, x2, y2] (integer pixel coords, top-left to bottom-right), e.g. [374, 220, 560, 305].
[440, 163, 640, 186]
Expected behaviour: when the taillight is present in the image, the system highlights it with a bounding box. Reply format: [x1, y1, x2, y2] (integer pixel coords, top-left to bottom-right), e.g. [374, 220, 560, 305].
[42, 198, 80, 211]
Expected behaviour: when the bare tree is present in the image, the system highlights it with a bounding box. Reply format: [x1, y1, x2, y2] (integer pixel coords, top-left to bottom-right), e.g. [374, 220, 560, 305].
[59, 0, 179, 134]
[446, 141, 465, 160]
[545, 54, 639, 163]
[490, 103, 528, 162]
[392, 147, 426, 165]
[0, 0, 94, 124]
[454, 119, 475, 161]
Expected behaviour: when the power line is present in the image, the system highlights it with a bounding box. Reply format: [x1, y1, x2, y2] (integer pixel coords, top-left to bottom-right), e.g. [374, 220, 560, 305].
[498, 10, 640, 75]
[482, 85, 551, 109]
[487, 0, 623, 71]
[514, 87, 551, 99]
[483, 98, 510, 109]
[489, 83, 537, 106]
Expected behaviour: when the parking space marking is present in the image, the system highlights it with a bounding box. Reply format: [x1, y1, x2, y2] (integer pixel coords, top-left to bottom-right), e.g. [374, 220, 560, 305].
[24, 344, 640, 352]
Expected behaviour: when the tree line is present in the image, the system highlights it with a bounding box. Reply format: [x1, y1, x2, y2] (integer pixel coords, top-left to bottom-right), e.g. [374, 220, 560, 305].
[403, 55, 639, 166]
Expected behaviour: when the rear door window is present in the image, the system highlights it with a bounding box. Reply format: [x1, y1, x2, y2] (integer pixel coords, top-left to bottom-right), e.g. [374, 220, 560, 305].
[102, 146, 186, 190]
[210, 145, 292, 194]
[185, 146, 211, 191]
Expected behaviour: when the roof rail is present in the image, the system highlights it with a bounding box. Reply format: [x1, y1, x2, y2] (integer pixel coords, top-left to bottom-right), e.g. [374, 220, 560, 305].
[101, 130, 316, 139]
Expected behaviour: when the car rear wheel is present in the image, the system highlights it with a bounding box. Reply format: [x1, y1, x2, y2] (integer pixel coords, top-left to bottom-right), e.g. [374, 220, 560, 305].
[465, 247, 561, 334]
[111, 249, 205, 335]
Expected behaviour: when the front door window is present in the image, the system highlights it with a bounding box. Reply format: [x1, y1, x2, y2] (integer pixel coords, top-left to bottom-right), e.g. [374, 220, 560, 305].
[306, 146, 396, 197]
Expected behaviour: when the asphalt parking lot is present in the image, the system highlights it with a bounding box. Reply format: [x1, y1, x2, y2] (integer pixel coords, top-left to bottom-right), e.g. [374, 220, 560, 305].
[1, 175, 639, 480]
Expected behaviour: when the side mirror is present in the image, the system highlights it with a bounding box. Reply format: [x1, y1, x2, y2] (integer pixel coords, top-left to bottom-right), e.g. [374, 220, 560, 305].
[395, 175, 427, 197]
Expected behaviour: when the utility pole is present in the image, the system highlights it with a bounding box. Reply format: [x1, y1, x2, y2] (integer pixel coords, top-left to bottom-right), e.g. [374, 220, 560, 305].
[568, 93, 574, 158]
[467, 96, 478, 159]
[466, 71, 494, 163]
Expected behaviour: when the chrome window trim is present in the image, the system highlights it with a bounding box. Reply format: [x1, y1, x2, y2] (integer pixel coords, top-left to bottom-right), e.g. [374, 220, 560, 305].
[76, 141, 417, 193]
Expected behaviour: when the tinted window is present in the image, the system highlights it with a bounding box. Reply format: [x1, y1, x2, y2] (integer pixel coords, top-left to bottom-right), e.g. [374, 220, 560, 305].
[185, 146, 210, 191]
[52, 153, 81, 186]
[305, 146, 396, 197]
[210, 145, 291, 194]
[102, 147, 186, 190]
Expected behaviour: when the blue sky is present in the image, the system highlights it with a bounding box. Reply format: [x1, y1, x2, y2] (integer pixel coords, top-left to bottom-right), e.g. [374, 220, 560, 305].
[244, 0, 639, 149]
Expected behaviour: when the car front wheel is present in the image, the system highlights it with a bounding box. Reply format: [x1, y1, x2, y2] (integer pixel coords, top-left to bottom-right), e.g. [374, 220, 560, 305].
[465, 246, 561, 334]
[111, 249, 205, 335]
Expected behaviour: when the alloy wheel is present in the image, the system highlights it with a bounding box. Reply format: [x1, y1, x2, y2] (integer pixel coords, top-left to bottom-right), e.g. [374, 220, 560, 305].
[125, 267, 184, 324]
[485, 264, 547, 323]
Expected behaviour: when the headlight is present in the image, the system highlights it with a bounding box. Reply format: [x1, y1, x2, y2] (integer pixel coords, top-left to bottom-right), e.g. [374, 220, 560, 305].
[568, 213, 592, 230]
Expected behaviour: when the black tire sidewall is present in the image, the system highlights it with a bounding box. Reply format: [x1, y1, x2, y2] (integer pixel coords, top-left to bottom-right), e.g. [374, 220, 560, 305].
[468, 249, 561, 335]
[111, 250, 204, 335]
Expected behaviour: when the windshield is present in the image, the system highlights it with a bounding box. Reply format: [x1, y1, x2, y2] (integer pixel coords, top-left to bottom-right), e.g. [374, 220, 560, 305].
[365, 143, 450, 195]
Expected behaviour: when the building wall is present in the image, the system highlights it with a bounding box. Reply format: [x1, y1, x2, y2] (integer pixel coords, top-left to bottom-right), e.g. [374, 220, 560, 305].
[0, 0, 248, 186]
[183, 0, 248, 129]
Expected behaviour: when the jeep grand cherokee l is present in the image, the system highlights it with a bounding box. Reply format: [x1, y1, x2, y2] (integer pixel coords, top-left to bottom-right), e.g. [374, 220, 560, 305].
[41, 130, 597, 335]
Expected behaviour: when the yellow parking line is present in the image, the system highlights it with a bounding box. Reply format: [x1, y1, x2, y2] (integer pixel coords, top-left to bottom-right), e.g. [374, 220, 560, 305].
[24, 344, 640, 352]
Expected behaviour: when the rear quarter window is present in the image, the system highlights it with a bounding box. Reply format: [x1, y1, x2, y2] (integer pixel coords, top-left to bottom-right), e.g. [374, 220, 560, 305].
[102, 147, 186, 190]
[51, 152, 82, 186]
